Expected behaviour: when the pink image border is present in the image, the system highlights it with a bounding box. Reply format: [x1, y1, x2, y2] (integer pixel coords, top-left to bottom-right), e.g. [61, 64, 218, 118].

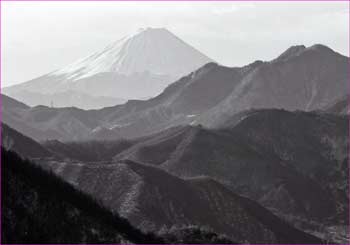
[0, 0, 349, 244]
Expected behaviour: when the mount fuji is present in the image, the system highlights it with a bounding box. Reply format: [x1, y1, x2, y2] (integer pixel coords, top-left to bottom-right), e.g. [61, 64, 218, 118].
[3, 28, 213, 109]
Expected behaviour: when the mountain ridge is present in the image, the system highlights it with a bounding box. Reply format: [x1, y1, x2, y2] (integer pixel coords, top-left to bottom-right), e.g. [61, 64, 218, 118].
[2, 43, 349, 141]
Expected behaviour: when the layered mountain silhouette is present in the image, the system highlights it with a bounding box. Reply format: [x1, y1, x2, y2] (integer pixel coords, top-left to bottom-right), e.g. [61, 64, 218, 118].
[3, 28, 213, 109]
[1, 125, 323, 244]
[1, 42, 348, 243]
[2, 148, 236, 244]
[110, 109, 349, 242]
[2, 44, 348, 141]
[4, 106, 347, 242]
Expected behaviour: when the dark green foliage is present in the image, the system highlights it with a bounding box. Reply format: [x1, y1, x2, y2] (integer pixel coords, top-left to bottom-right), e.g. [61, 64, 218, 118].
[1, 148, 162, 244]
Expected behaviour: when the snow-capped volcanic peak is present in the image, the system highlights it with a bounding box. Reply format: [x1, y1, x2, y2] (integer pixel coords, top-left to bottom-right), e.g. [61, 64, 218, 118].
[3, 27, 214, 109]
[52, 27, 213, 81]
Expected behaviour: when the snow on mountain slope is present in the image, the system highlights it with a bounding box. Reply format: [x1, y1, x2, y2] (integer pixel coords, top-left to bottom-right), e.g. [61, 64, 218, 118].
[52, 27, 213, 80]
[3, 28, 213, 109]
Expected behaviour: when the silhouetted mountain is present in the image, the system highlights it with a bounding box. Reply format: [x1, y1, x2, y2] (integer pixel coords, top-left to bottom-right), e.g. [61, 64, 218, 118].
[3, 44, 348, 141]
[3, 28, 213, 109]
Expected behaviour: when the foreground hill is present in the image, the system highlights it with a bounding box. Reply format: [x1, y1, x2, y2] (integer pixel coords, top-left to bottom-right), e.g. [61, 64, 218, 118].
[1, 148, 162, 244]
[39, 157, 322, 244]
[2, 148, 238, 244]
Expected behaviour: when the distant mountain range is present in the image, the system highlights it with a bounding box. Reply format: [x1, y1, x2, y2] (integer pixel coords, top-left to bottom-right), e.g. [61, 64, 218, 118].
[2, 44, 349, 141]
[3, 28, 213, 109]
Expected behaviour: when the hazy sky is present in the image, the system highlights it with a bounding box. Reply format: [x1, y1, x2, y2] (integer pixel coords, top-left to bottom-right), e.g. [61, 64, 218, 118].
[2, 1, 349, 87]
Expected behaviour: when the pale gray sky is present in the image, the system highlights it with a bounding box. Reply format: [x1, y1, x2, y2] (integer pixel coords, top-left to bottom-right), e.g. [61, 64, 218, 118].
[2, 1, 349, 87]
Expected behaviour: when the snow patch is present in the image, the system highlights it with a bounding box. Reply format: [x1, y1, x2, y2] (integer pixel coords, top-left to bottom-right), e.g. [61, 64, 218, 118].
[52, 28, 213, 81]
